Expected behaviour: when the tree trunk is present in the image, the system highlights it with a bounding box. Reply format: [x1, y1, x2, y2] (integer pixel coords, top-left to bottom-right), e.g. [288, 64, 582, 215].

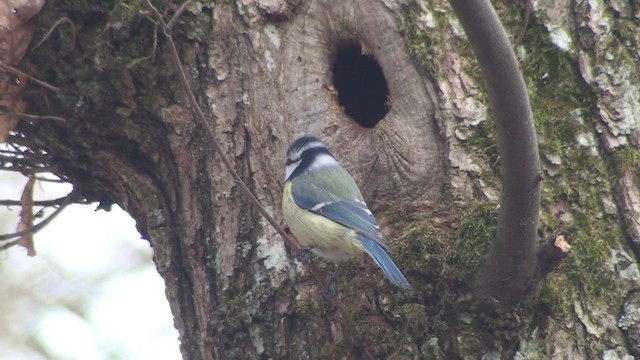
[12, 0, 640, 358]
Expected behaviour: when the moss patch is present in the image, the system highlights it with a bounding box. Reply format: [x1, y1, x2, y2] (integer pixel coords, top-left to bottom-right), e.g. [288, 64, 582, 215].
[445, 202, 496, 281]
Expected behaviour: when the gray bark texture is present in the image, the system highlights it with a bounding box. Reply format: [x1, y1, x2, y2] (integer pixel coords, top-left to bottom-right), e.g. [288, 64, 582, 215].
[11, 0, 640, 358]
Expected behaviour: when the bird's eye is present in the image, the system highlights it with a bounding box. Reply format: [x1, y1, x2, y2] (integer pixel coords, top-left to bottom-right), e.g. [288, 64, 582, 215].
[286, 159, 295, 165]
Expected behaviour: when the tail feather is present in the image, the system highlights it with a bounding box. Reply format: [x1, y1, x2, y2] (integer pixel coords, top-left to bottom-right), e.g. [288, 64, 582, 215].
[360, 235, 411, 290]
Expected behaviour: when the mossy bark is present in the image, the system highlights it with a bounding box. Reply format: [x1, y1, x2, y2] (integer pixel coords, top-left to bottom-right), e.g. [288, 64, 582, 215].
[16, 0, 640, 358]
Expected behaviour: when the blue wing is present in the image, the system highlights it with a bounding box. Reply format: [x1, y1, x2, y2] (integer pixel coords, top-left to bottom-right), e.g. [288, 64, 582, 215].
[291, 181, 386, 248]
[313, 200, 386, 248]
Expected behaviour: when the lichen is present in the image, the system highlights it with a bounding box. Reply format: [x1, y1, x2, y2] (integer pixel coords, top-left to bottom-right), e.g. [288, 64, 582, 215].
[618, 300, 640, 331]
[614, 146, 640, 174]
[256, 215, 290, 275]
[398, 0, 452, 79]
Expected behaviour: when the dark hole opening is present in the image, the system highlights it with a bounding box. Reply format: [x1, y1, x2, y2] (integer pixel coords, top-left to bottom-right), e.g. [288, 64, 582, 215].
[332, 41, 390, 128]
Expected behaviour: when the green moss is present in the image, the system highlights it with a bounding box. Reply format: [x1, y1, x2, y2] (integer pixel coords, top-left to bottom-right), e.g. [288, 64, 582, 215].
[446, 202, 496, 281]
[382, 202, 495, 335]
[500, 11, 624, 311]
[614, 146, 640, 174]
[540, 244, 619, 315]
[538, 275, 569, 315]
[395, 223, 445, 274]
[398, 303, 430, 353]
[616, 19, 640, 55]
[398, 0, 453, 80]
[464, 120, 500, 176]
[111, 0, 154, 19]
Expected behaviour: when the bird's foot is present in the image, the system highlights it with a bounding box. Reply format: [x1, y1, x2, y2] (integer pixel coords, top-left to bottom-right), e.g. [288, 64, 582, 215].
[322, 264, 341, 299]
[296, 245, 315, 263]
[322, 283, 337, 299]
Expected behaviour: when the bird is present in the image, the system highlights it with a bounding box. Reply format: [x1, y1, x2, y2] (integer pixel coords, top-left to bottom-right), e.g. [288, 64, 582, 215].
[281, 135, 411, 290]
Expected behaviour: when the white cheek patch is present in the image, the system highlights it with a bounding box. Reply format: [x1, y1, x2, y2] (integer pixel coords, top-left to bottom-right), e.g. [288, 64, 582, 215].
[284, 150, 337, 181]
[285, 160, 301, 181]
[307, 153, 339, 172]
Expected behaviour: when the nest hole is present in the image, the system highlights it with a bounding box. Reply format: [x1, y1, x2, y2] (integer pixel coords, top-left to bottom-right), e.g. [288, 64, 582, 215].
[332, 40, 390, 128]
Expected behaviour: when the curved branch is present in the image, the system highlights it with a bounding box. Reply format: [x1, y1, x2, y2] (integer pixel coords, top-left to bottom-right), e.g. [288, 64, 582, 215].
[448, 0, 541, 307]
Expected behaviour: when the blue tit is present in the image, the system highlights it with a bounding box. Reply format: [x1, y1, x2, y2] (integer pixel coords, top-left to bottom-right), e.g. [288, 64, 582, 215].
[282, 135, 411, 290]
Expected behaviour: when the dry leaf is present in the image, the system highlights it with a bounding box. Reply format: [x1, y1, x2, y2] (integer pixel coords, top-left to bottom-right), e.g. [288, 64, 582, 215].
[0, 73, 27, 142]
[8, 0, 46, 21]
[17, 175, 36, 256]
[0, 0, 45, 64]
[0, 0, 46, 142]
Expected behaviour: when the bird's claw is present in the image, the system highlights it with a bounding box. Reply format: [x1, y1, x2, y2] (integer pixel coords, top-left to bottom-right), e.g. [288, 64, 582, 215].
[296, 245, 315, 263]
[322, 264, 341, 299]
[322, 282, 337, 299]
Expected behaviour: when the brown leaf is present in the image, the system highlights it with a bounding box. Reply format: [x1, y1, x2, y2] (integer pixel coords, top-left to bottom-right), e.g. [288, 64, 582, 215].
[17, 175, 36, 256]
[8, 0, 46, 21]
[0, 0, 45, 63]
[0, 0, 45, 141]
[0, 73, 27, 142]
[0, 108, 20, 142]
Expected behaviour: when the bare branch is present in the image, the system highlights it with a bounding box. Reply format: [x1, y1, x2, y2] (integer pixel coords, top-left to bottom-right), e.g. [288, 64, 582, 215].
[0, 154, 45, 167]
[0, 165, 55, 173]
[0, 64, 61, 92]
[34, 176, 68, 183]
[537, 234, 572, 277]
[0, 239, 20, 251]
[0, 193, 73, 242]
[0, 110, 66, 122]
[31, 16, 76, 52]
[0, 196, 73, 207]
[514, 0, 533, 49]
[166, 0, 194, 30]
[0, 149, 51, 161]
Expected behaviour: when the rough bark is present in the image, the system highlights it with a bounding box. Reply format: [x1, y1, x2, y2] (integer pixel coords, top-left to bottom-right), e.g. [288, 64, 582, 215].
[9, 0, 640, 358]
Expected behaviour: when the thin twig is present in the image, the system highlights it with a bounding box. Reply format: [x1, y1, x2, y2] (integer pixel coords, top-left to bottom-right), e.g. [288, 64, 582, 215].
[0, 154, 45, 167]
[32, 17, 76, 51]
[0, 196, 73, 207]
[144, 0, 363, 349]
[0, 239, 20, 251]
[6, 134, 37, 147]
[0, 194, 73, 241]
[514, 0, 532, 49]
[151, 22, 158, 63]
[0, 64, 61, 92]
[0, 111, 66, 122]
[0, 149, 50, 161]
[0, 166, 55, 174]
[34, 176, 69, 183]
[166, 0, 195, 30]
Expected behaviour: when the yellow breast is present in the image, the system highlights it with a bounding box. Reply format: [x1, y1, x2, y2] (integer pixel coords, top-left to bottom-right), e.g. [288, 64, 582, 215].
[282, 182, 363, 262]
